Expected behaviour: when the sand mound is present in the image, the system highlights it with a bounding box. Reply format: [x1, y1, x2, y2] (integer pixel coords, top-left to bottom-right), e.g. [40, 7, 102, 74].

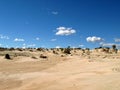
[0, 50, 120, 90]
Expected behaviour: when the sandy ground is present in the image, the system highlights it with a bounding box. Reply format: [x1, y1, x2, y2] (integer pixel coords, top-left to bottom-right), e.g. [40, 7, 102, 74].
[0, 50, 120, 90]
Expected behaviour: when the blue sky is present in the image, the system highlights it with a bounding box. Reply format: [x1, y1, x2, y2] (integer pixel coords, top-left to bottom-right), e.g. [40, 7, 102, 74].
[0, 0, 120, 48]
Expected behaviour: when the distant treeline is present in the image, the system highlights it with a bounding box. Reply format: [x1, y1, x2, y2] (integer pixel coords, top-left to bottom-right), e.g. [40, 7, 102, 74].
[0, 44, 118, 51]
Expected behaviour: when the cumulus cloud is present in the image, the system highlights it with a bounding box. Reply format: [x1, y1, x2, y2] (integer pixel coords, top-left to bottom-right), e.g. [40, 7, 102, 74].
[71, 46, 76, 48]
[27, 44, 36, 47]
[52, 11, 58, 15]
[100, 42, 115, 47]
[56, 27, 76, 36]
[36, 37, 40, 41]
[14, 38, 25, 42]
[23, 43, 26, 46]
[86, 36, 103, 42]
[22, 46, 26, 49]
[51, 39, 57, 41]
[22, 43, 36, 48]
[79, 44, 84, 47]
[56, 46, 60, 48]
[100, 42, 120, 48]
[0, 35, 9, 39]
[114, 38, 120, 42]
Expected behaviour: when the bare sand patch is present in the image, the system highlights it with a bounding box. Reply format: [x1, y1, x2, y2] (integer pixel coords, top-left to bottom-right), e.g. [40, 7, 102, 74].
[0, 50, 120, 90]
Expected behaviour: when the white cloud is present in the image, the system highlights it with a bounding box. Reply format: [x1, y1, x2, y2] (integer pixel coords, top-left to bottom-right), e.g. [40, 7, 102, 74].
[22, 43, 36, 48]
[51, 39, 57, 41]
[56, 27, 76, 36]
[14, 38, 25, 42]
[27, 44, 36, 47]
[56, 46, 60, 48]
[52, 11, 58, 15]
[0, 35, 9, 39]
[72, 46, 76, 48]
[36, 37, 40, 41]
[100, 42, 115, 47]
[79, 44, 84, 47]
[23, 43, 26, 46]
[22, 46, 26, 49]
[115, 38, 120, 42]
[100, 42, 120, 48]
[86, 36, 103, 42]
[117, 44, 120, 49]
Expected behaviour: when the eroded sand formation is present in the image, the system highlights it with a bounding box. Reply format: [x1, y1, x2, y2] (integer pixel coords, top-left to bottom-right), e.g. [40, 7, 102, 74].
[0, 48, 120, 90]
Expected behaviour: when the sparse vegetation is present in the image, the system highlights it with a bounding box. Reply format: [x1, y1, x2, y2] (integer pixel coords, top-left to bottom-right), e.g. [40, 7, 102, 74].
[31, 56, 37, 59]
[40, 54, 48, 59]
[112, 45, 116, 50]
[53, 50, 58, 54]
[5, 54, 11, 59]
[0, 46, 120, 90]
[112, 45, 118, 53]
[63, 46, 71, 54]
[37, 48, 45, 52]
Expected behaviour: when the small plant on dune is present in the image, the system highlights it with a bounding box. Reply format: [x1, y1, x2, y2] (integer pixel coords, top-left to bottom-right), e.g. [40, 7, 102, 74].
[112, 45, 118, 53]
[59, 48, 64, 52]
[112, 45, 116, 49]
[9, 47, 15, 51]
[37, 48, 44, 52]
[53, 50, 58, 54]
[29, 49, 33, 52]
[40, 54, 48, 59]
[5, 54, 11, 59]
[31, 56, 37, 59]
[17, 48, 23, 51]
[0, 47, 7, 51]
[63, 46, 71, 54]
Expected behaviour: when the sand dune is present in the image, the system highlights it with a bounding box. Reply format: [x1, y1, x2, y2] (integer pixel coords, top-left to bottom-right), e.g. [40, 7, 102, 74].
[0, 50, 120, 90]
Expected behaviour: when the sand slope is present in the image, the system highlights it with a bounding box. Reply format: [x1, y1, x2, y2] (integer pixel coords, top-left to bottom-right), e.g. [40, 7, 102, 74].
[0, 51, 120, 90]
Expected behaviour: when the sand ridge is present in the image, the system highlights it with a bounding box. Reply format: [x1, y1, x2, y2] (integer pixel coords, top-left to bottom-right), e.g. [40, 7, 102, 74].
[0, 49, 120, 90]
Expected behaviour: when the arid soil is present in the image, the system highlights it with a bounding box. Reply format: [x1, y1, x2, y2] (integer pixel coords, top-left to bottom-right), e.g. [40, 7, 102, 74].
[0, 50, 120, 90]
